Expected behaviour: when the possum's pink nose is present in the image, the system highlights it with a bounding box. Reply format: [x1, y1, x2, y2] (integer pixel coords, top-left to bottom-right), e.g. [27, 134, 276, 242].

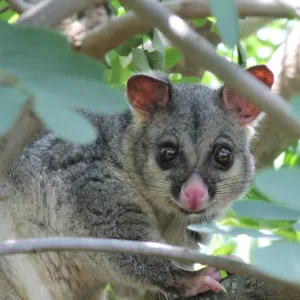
[179, 173, 209, 213]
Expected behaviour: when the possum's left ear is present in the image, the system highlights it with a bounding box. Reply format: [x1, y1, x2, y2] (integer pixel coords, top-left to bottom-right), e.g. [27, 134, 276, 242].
[221, 65, 274, 126]
[126, 74, 170, 120]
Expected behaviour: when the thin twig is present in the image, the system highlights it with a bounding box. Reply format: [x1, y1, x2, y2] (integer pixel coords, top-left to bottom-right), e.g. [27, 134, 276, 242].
[16, 0, 108, 27]
[81, 0, 296, 59]
[119, 0, 300, 138]
[0, 236, 299, 292]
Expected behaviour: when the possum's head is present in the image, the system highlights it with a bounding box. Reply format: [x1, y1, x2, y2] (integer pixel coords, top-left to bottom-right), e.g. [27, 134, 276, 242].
[124, 66, 274, 220]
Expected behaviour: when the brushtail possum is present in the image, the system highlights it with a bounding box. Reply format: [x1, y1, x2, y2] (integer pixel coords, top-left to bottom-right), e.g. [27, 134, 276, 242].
[0, 65, 274, 300]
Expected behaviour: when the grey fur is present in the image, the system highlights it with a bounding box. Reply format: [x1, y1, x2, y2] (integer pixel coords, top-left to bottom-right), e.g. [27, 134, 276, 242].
[0, 72, 256, 300]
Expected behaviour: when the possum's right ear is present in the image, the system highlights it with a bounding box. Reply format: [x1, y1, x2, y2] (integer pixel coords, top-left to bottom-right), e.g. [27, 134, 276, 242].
[126, 74, 170, 120]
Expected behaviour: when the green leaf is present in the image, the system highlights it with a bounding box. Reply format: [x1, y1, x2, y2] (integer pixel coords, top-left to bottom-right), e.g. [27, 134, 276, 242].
[178, 76, 201, 84]
[34, 96, 97, 145]
[210, 0, 239, 48]
[237, 41, 247, 68]
[187, 223, 280, 239]
[0, 51, 105, 81]
[152, 29, 164, 55]
[115, 36, 143, 56]
[255, 168, 300, 211]
[27, 77, 127, 114]
[165, 48, 183, 70]
[290, 94, 300, 116]
[147, 51, 165, 71]
[0, 87, 27, 135]
[191, 18, 207, 28]
[0, 21, 69, 53]
[254, 240, 300, 284]
[232, 200, 300, 221]
[132, 48, 150, 71]
[110, 55, 123, 84]
[1, 51, 127, 114]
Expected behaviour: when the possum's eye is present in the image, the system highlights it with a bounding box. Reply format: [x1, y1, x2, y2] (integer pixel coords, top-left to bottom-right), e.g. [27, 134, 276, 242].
[157, 143, 178, 169]
[213, 146, 233, 169]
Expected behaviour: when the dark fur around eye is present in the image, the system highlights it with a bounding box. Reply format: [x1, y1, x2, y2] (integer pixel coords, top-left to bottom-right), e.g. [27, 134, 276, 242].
[213, 145, 233, 170]
[157, 143, 178, 170]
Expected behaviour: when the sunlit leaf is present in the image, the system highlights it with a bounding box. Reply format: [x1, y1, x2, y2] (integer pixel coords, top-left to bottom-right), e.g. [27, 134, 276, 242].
[232, 200, 300, 221]
[191, 18, 207, 28]
[110, 55, 123, 84]
[0, 87, 27, 135]
[165, 48, 183, 70]
[254, 240, 300, 284]
[187, 223, 280, 239]
[210, 0, 239, 48]
[255, 168, 300, 211]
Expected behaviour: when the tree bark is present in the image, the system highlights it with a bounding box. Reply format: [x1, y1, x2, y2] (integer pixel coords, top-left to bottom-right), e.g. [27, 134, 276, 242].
[252, 22, 300, 169]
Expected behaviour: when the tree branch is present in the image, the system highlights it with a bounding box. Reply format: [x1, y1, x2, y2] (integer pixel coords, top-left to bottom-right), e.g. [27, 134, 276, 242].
[15, 0, 108, 27]
[119, 0, 300, 138]
[7, 0, 31, 13]
[253, 22, 300, 169]
[0, 236, 299, 293]
[0, 101, 41, 175]
[80, 0, 296, 60]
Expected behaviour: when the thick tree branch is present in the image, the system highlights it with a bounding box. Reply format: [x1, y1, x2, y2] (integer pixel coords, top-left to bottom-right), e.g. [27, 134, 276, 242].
[0, 236, 299, 293]
[120, 0, 300, 138]
[7, 0, 31, 13]
[0, 101, 41, 175]
[253, 22, 300, 169]
[15, 0, 108, 27]
[80, 0, 296, 60]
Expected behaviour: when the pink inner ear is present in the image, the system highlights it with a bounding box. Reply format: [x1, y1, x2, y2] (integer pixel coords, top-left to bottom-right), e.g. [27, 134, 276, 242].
[127, 75, 170, 118]
[222, 88, 260, 126]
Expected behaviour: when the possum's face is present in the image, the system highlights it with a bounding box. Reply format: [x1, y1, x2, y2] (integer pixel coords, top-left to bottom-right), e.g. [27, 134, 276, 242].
[125, 67, 274, 220]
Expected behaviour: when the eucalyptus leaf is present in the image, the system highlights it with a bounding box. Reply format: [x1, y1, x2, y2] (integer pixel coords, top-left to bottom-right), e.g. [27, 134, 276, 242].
[232, 200, 300, 221]
[290, 94, 300, 116]
[165, 48, 183, 70]
[254, 240, 300, 285]
[34, 96, 97, 145]
[255, 168, 300, 211]
[110, 55, 123, 84]
[152, 30, 164, 55]
[0, 21, 69, 53]
[147, 51, 165, 71]
[0, 51, 105, 81]
[132, 48, 150, 71]
[237, 41, 247, 68]
[191, 18, 207, 28]
[115, 36, 143, 56]
[0, 87, 27, 135]
[26, 77, 127, 114]
[187, 223, 280, 240]
[210, 0, 239, 48]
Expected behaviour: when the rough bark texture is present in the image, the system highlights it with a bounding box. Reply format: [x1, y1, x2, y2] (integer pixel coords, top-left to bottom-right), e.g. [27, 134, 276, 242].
[252, 22, 300, 169]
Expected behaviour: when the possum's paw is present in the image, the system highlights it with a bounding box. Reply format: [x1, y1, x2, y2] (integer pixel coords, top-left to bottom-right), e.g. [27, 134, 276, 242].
[183, 255, 244, 296]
